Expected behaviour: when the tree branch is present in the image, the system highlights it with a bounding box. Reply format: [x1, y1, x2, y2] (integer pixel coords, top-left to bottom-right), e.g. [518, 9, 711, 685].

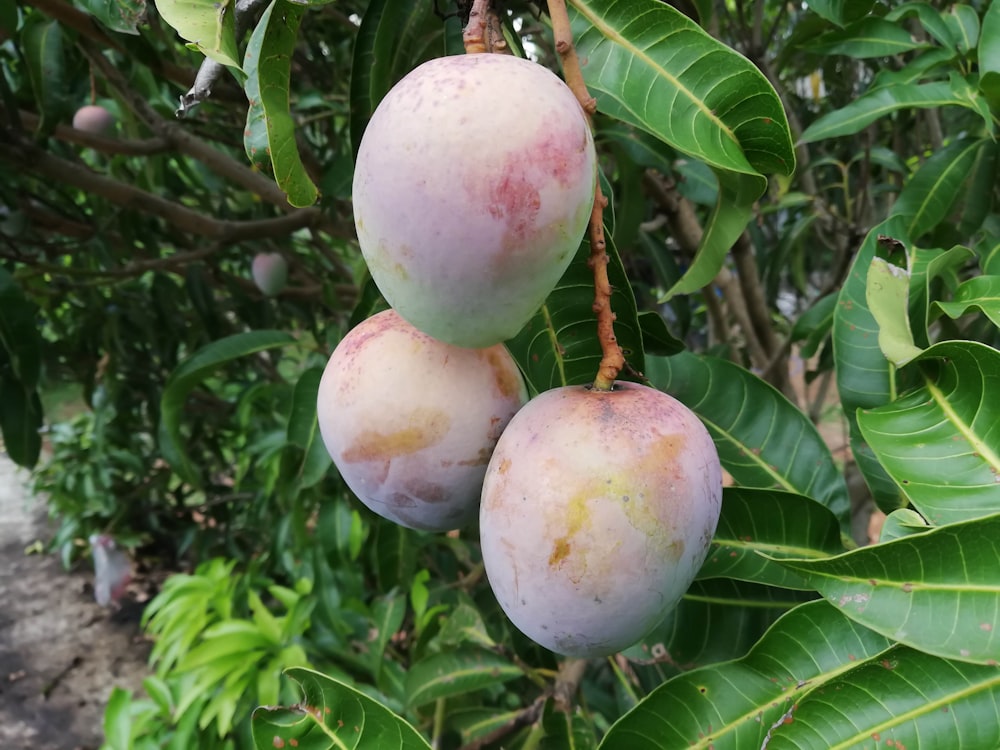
[0, 137, 330, 244]
[18, 110, 170, 156]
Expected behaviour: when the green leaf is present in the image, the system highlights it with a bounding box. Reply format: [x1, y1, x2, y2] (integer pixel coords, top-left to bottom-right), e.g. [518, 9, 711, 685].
[0, 377, 42, 469]
[569, 0, 794, 176]
[879, 508, 930, 542]
[0, 269, 41, 390]
[812, 17, 925, 58]
[252, 667, 431, 749]
[944, 3, 980, 53]
[799, 82, 964, 142]
[934, 275, 1000, 328]
[887, 3, 959, 50]
[349, 0, 455, 158]
[506, 232, 644, 393]
[833, 219, 910, 512]
[805, 0, 874, 26]
[857, 341, 1000, 526]
[981, 1, 1000, 109]
[761, 646, 1000, 750]
[153, 0, 240, 68]
[80, 0, 146, 35]
[284, 366, 331, 488]
[697, 488, 845, 589]
[21, 18, 68, 134]
[405, 648, 522, 708]
[600, 600, 893, 749]
[791, 292, 836, 358]
[890, 138, 985, 239]
[959, 141, 999, 236]
[158, 330, 295, 486]
[243, 0, 317, 207]
[660, 169, 765, 300]
[371, 522, 417, 591]
[866, 257, 922, 367]
[103, 686, 132, 750]
[369, 593, 406, 680]
[646, 352, 851, 531]
[777, 513, 1000, 665]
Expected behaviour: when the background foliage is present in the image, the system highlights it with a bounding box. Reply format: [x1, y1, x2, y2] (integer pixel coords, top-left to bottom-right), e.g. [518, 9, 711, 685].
[1, 0, 998, 747]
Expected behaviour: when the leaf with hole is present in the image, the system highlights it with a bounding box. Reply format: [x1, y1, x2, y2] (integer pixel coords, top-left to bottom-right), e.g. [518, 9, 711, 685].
[252, 667, 431, 749]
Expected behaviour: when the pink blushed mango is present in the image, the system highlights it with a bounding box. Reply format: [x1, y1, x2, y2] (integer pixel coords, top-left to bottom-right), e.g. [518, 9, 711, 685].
[317, 310, 528, 532]
[353, 54, 597, 348]
[480, 382, 722, 657]
[72, 105, 116, 135]
[251, 253, 288, 296]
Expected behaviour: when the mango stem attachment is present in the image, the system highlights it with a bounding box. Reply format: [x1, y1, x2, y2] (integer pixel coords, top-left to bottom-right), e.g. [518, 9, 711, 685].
[463, 0, 510, 54]
[548, 0, 623, 391]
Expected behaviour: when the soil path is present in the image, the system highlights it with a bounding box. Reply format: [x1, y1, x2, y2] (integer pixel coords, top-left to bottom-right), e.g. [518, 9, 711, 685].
[0, 456, 150, 750]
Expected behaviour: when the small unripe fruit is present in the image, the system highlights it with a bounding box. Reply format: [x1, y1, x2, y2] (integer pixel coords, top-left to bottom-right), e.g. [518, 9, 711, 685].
[317, 310, 528, 532]
[480, 382, 722, 657]
[353, 54, 597, 348]
[251, 253, 288, 296]
[72, 105, 116, 135]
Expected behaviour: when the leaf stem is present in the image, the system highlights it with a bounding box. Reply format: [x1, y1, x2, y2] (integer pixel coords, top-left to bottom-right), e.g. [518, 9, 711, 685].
[462, 0, 509, 54]
[549, 0, 622, 391]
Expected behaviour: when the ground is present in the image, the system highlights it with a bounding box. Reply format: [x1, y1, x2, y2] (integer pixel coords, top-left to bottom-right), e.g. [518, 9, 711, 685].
[0, 457, 151, 750]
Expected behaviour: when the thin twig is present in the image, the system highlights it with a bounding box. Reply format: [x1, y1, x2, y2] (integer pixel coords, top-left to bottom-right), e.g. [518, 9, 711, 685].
[548, 0, 621, 390]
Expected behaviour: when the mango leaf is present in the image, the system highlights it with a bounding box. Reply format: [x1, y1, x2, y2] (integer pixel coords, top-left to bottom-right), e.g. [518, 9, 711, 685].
[154, 0, 240, 68]
[159, 330, 296, 486]
[959, 141, 999, 236]
[405, 648, 523, 708]
[80, 0, 146, 35]
[981, 1, 1000, 108]
[283, 366, 330, 489]
[909, 245, 973, 348]
[21, 19, 69, 133]
[944, 3, 980, 53]
[369, 594, 406, 681]
[569, 0, 793, 176]
[0, 376, 43, 469]
[887, 2, 958, 49]
[857, 341, 1000, 526]
[696, 488, 846, 590]
[762, 646, 1000, 750]
[645, 352, 851, 531]
[833, 218, 910, 513]
[805, 0, 874, 26]
[890, 138, 985, 239]
[799, 82, 964, 142]
[660, 170, 763, 300]
[507, 232, 644, 393]
[0, 269, 41, 390]
[879, 508, 931, 542]
[252, 667, 431, 749]
[812, 17, 925, 58]
[243, 0, 317, 207]
[624, 581, 816, 675]
[934, 274, 1000, 328]
[349, 0, 457, 157]
[866, 257, 922, 367]
[600, 600, 893, 749]
[776, 512, 1000, 665]
[790, 292, 836, 358]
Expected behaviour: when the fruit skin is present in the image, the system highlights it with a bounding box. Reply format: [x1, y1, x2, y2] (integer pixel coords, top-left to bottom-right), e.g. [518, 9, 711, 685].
[480, 382, 722, 657]
[72, 105, 116, 135]
[251, 253, 288, 296]
[353, 54, 597, 348]
[317, 309, 529, 532]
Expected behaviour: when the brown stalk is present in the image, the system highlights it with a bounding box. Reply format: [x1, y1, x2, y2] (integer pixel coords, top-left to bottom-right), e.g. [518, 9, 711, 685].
[548, 0, 622, 391]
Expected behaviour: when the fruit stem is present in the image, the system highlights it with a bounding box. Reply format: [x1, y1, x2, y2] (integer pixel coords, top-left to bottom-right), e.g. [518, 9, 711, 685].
[548, 0, 623, 391]
[462, 0, 510, 54]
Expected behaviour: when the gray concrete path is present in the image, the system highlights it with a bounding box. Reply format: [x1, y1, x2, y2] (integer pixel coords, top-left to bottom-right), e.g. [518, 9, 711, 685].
[0, 456, 150, 750]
